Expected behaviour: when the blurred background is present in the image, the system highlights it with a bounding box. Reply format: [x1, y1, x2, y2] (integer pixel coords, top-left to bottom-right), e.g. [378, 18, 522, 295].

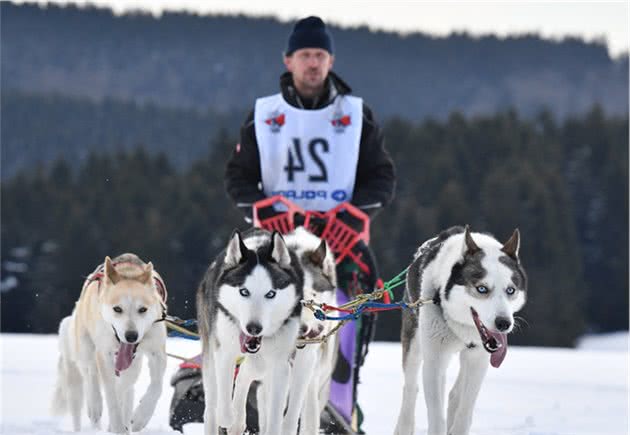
[1, 1, 628, 347]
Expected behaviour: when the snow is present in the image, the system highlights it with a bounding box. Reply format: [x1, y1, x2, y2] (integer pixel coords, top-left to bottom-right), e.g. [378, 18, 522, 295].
[1, 333, 628, 435]
[576, 331, 629, 352]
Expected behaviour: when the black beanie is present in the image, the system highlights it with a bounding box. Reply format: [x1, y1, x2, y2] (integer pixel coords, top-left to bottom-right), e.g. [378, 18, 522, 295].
[286, 16, 334, 56]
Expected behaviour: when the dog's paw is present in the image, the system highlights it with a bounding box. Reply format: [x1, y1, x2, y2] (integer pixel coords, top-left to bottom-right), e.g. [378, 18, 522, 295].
[87, 406, 102, 427]
[227, 421, 246, 435]
[130, 408, 151, 432]
[107, 421, 129, 434]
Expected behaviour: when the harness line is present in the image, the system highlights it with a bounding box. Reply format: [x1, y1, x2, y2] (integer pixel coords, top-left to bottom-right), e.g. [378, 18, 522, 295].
[162, 266, 428, 350]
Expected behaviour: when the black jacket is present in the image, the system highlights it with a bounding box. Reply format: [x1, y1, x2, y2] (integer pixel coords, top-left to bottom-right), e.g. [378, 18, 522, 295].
[225, 71, 395, 218]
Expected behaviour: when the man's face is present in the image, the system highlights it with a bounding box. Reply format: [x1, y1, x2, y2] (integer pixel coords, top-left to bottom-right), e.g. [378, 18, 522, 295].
[284, 48, 334, 96]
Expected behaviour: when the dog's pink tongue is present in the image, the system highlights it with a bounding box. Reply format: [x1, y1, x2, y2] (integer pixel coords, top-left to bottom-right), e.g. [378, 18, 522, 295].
[489, 332, 508, 368]
[239, 332, 248, 353]
[115, 343, 136, 373]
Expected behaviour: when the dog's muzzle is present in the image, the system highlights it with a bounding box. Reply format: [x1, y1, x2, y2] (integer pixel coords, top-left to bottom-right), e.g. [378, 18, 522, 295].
[239, 332, 262, 354]
[470, 307, 508, 368]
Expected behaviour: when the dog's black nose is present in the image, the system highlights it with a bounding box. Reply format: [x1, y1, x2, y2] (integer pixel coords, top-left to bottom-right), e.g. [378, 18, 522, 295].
[495, 317, 511, 332]
[246, 322, 262, 336]
[125, 330, 139, 343]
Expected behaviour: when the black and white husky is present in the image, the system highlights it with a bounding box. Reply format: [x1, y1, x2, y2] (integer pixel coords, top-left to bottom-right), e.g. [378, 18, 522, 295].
[228, 227, 338, 435]
[196, 228, 303, 435]
[281, 227, 338, 435]
[394, 226, 527, 435]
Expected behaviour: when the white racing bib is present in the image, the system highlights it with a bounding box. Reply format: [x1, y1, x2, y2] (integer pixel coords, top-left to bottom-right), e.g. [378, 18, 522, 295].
[254, 93, 363, 211]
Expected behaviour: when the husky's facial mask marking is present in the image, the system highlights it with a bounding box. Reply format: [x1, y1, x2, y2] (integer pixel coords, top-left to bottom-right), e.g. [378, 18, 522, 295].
[218, 230, 301, 353]
[442, 227, 527, 368]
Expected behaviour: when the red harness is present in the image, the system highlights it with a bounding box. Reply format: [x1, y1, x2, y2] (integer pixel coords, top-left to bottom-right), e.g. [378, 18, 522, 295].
[85, 260, 168, 303]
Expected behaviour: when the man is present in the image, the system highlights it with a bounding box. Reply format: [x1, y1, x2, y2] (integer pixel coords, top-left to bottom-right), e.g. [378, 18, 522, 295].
[225, 15, 395, 219]
[226, 16, 395, 434]
[169, 16, 395, 435]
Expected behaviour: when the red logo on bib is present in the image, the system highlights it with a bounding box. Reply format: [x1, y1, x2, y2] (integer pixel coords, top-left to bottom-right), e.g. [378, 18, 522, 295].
[332, 114, 351, 133]
[265, 112, 285, 133]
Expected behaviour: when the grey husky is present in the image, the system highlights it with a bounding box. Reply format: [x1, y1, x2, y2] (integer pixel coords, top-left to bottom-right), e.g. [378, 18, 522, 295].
[196, 228, 304, 435]
[394, 226, 527, 435]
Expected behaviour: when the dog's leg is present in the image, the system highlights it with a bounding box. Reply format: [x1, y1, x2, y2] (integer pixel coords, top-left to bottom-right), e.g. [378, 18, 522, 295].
[423, 349, 451, 435]
[215, 350, 237, 429]
[282, 347, 317, 435]
[76, 332, 102, 429]
[201, 346, 218, 435]
[96, 351, 128, 434]
[117, 357, 141, 429]
[257, 380, 268, 434]
[228, 359, 255, 435]
[65, 358, 84, 432]
[394, 332, 422, 435]
[447, 349, 488, 435]
[120, 385, 134, 428]
[298, 372, 320, 435]
[84, 361, 102, 428]
[261, 360, 290, 435]
[131, 350, 166, 432]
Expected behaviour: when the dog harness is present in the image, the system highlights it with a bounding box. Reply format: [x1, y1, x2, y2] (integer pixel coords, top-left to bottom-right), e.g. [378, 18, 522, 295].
[84, 261, 168, 304]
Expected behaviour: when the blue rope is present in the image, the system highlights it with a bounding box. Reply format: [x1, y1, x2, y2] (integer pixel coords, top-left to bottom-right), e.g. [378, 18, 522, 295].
[315, 301, 410, 321]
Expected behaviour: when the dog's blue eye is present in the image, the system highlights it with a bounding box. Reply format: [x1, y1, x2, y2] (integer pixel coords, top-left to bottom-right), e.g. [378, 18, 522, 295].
[506, 287, 516, 295]
[476, 286, 488, 294]
[265, 290, 276, 299]
[138, 307, 147, 314]
[239, 288, 250, 297]
[113, 306, 123, 313]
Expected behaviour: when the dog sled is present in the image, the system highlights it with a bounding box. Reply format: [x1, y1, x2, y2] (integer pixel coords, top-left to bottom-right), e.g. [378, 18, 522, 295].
[169, 196, 381, 434]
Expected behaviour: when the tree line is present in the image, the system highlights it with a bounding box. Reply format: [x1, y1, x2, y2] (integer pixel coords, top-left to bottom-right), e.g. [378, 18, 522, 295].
[3, 2, 628, 122]
[1, 107, 627, 346]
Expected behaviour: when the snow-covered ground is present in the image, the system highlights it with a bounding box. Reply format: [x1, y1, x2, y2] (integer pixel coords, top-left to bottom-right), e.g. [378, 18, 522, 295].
[1, 333, 628, 435]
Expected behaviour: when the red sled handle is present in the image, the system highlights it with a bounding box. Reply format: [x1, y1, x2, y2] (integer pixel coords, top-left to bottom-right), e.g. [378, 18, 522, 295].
[252, 195, 371, 272]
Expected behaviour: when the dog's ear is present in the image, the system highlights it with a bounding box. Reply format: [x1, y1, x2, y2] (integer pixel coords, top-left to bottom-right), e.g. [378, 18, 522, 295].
[501, 228, 520, 260]
[464, 225, 481, 255]
[104, 256, 121, 285]
[225, 230, 248, 267]
[309, 239, 327, 268]
[270, 231, 291, 268]
[138, 262, 154, 285]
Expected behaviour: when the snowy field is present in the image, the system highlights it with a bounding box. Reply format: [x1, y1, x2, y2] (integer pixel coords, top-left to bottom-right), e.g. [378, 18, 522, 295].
[1, 332, 628, 435]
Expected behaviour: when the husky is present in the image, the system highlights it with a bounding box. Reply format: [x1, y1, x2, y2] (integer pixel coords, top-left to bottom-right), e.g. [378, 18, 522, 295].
[51, 254, 168, 433]
[280, 228, 338, 435]
[197, 228, 304, 435]
[394, 226, 527, 435]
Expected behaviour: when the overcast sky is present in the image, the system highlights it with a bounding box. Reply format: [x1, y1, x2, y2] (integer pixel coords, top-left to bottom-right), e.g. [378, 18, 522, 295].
[13, 1, 630, 57]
